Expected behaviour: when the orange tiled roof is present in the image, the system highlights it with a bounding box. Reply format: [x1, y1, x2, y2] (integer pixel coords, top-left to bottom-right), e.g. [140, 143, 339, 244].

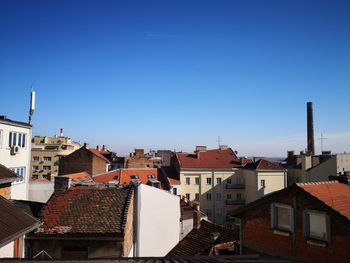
[177, 148, 241, 169]
[297, 181, 350, 220]
[61, 171, 92, 183]
[244, 159, 284, 170]
[168, 177, 181, 185]
[88, 148, 111, 163]
[93, 168, 159, 185]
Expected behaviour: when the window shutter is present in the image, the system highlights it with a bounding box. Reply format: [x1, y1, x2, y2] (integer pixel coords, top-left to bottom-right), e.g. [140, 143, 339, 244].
[270, 203, 275, 228]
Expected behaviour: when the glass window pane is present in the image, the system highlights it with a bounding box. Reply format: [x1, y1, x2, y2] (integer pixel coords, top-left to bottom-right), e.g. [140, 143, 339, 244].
[9, 132, 12, 146]
[18, 133, 22, 147]
[22, 134, 26, 147]
[277, 206, 291, 229]
[13, 132, 17, 146]
[309, 212, 327, 240]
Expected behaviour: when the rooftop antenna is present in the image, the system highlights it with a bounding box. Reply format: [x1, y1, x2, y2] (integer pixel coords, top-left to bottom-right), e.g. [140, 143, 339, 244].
[216, 136, 222, 148]
[28, 84, 36, 124]
[319, 133, 328, 153]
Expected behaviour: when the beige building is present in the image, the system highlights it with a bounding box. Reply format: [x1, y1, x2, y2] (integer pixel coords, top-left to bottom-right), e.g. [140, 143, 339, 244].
[243, 158, 287, 204]
[174, 146, 244, 226]
[31, 135, 80, 181]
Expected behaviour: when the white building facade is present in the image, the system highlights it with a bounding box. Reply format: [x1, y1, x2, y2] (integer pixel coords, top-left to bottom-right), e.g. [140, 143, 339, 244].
[0, 116, 32, 200]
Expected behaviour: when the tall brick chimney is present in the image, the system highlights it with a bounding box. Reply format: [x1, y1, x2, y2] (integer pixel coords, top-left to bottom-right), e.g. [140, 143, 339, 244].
[193, 203, 201, 229]
[307, 102, 315, 155]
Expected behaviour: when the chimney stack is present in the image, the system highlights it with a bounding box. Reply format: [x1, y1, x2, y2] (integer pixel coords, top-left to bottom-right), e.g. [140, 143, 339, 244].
[307, 102, 315, 155]
[193, 204, 201, 230]
[96, 145, 99, 151]
[54, 176, 71, 192]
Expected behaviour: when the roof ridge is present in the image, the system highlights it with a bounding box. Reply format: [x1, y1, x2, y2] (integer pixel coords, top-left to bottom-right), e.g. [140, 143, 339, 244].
[297, 181, 339, 186]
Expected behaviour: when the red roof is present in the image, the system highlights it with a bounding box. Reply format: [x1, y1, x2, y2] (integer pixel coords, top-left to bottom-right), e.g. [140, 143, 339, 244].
[177, 148, 241, 169]
[36, 186, 132, 236]
[298, 181, 350, 220]
[88, 148, 111, 163]
[61, 171, 92, 183]
[244, 159, 284, 170]
[93, 168, 159, 185]
[168, 177, 181, 185]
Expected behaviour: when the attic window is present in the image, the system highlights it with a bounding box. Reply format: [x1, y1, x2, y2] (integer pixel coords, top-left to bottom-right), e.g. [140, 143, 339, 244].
[148, 174, 156, 179]
[304, 210, 330, 243]
[130, 175, 139, 180]
[113, 176, 119, 180]
[271, 203, 294, 233]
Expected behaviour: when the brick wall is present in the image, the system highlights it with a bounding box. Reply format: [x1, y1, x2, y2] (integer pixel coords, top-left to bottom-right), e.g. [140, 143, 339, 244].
[91, 155, 108, 175]
[59, 147, 93, 175]
[242, 191, 350, 263]
[123, 190, 134, 256]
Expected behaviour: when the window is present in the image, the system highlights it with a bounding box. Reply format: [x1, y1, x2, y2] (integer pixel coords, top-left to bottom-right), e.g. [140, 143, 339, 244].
[195, 177, 200, 185]
[130, 175, 139, 180]
[271, 203, 294, 232]
[173, 188, 177, 195]
[261, 179, 266, 188]
[206, 177, 212, 185]
[237, 193, 242, 200]
[216, 209, 222, 218]
[227, 193, 232, 200]
[43, 165, 51, 170]
[186, 177, 190, 185]
[206, 193, 212, 201]
[10, 167, 26, 182]
[43, 156, 52, 161]
[33, 156, 40, 161]
[304, 210, 329, 242]
[32, 165, 39, 170]
[216, 193, 222, 201]
[227, 178, 232, 184]
[195, 193, 200, 201]
[8, 132, 26, 148]
[216, 177, 222, 184]
[32, 174, 38, 180]
[185, 193, 190, 200]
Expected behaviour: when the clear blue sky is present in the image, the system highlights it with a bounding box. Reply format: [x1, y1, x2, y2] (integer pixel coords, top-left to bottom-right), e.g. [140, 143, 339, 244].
[1, 0, 349, 156]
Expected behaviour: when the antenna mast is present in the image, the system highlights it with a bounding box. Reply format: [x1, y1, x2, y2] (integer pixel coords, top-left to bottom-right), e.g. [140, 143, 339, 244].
[216, 136, 223, 148]
[319, 133, 328, 153]
[28, 87, 36, 124]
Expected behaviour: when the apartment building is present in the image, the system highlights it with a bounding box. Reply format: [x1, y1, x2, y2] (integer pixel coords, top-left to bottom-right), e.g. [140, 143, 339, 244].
[31, 135, 81, 181]
[173, 146, 244, 226]
[0, 116, 32, 200]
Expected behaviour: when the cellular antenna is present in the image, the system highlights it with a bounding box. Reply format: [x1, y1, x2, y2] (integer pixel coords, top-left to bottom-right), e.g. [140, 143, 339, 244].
[28, 86, 36, 124]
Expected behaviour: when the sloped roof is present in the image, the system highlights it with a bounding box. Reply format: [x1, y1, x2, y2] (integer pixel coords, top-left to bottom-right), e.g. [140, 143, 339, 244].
[0, 196, 41, 247]
[10, 200, 45, 218]
[88, 148, 111, 163]
[167, 220, 239, 256]
[297, 181, 350, 220]
[34, 186, 133, 237]
[93, 168, 159, 185]
[61, 171, 92, 183]
[244, 159, 284, 171]
[0, 163, 19, 184]
[177, 148, 241, 169]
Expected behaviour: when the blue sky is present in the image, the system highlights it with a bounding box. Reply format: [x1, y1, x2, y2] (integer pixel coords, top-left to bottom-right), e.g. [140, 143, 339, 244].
[1, 0, 349, 156]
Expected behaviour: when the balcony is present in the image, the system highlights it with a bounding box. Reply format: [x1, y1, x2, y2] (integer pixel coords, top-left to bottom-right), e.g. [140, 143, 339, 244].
[226, 199, 245, 205]
[226, 183, 245, 189]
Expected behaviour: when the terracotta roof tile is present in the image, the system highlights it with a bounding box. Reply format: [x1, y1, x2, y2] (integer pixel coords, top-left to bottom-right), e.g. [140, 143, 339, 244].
[93, 169, 159, 186]
[244, 159, 284, 170]
[167, 220, 239, 256]
[177, 148, 241, 169]
[88, 148, 111, 163]
[35, 186, 133, 237]
[61, 171, 92, 183]
[0, 196, 41, 246]
[297, 181, 350, 220]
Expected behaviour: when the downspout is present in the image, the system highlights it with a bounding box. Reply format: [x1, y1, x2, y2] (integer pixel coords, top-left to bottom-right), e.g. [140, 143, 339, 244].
[133, 184, 141, 257]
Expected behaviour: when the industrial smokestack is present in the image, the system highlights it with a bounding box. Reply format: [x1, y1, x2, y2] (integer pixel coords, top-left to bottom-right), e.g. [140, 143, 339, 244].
[60, 128, 64, 137]
[307, 102, 315, 155]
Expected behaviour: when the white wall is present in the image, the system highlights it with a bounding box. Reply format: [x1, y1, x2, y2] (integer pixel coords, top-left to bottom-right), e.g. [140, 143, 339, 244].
[0, 122, 31, 200]
[0, 241, 14, 258]
[137, 184, 180, 257]
[28, 181, 54, 203]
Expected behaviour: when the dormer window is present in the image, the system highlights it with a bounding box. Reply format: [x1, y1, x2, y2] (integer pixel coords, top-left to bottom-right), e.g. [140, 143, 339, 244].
[148, 174, 156, 179]
[130, 175, 139, 180]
